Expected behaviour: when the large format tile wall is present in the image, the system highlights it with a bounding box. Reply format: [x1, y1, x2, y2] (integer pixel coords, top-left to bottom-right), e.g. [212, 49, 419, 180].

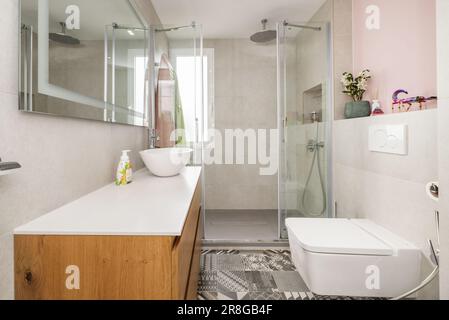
[0, 0, 165, 299]
[333, 110, 439, 299]
[437, 0, 449, 300]
[204, 39, 278, 210]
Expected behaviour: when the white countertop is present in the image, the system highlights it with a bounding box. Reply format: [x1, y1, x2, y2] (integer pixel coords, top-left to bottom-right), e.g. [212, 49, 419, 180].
[14, 167, 202, 236]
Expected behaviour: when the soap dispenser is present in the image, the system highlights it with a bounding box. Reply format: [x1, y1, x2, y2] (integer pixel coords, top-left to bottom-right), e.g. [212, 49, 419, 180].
[116, 150, 133, 186]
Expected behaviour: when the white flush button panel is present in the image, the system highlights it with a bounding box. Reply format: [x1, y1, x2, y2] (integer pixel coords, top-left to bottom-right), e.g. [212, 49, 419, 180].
[369, 125, 408, 155]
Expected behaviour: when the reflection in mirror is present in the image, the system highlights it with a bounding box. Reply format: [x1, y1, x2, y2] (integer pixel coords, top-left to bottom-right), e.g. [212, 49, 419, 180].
[20, 0, 149, 126]
[150, 24, 207, 164]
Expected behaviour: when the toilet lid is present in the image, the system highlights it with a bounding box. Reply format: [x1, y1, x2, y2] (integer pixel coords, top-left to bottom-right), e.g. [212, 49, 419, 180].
[286, 219, 395, 256]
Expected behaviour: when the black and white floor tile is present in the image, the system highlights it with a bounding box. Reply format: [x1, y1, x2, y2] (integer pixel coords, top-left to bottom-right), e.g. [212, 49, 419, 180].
[198, 249, 383, 301]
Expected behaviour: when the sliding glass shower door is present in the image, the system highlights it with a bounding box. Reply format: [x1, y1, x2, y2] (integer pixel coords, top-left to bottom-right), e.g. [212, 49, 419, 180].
[277, 22, 333, 239]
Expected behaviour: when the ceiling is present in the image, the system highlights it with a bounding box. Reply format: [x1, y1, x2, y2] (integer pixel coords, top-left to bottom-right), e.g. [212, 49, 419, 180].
[151, 0, 327, 39]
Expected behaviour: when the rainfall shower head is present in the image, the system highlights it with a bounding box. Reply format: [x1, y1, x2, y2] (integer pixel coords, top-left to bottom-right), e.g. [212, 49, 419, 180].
[250, 19, 277, 43]
[49, 22, 80, 45]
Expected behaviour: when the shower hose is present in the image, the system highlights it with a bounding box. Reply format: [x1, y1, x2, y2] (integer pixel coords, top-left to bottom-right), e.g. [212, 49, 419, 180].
[391, 210, 440, 300]
[301, 122, 327, 217]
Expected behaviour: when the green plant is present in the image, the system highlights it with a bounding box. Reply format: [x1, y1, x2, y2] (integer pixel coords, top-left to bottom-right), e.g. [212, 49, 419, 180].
[341, 69, 371, 101]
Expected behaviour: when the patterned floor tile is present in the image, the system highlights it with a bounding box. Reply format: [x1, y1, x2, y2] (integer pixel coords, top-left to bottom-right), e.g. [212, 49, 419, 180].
[217, 292, 249, 300]
[241, 254, 272, 271]
[217, 254, 244, 271]
[198, 291, 314, 301]
[264, 251, 296, 271]
[199, 250, 385, 301]
[280, 292, 314, 300]
[198, 291, 219, 300]
[241, 292, 285, 301]
[199, 271, 217, 292]
[245, 272, 277, 292]
[271, 271, 309, 292]
[313, 295, 385, 301]
[216, 271, 250, 292]
[201, 254, 218, 272]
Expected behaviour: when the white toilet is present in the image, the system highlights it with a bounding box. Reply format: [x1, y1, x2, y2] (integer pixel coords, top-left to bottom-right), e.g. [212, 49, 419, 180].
[286, 218, 422, 298]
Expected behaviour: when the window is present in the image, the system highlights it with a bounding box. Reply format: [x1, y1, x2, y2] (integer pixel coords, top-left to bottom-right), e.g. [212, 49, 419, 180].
[170, 48, 215, 143]
[134, 56, 147, 125]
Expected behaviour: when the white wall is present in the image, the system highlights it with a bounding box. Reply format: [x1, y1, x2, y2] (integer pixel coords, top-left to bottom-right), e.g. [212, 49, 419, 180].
[437, 0, 449, 300]
[333, 109, 439, 299]
[352, 0, 437, 114]
[0, 0, 153, 299]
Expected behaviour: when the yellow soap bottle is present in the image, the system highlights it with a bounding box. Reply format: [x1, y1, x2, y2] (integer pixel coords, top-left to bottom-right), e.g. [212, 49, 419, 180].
[115, 150, 133, 186]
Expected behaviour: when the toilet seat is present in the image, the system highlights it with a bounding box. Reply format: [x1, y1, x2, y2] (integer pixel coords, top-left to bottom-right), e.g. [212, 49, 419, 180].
[286, 219, 399, 256]
[286, 218, 422, 297]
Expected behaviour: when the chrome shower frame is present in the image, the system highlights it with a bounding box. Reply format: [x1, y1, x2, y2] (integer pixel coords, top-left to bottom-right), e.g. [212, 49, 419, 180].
[155, 22, 197, 33]
[283, 21, 322, 32]
[277, 21, 335, 240]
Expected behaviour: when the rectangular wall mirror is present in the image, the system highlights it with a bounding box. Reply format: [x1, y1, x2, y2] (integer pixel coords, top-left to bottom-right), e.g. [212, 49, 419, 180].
[19, 0, 149, 126]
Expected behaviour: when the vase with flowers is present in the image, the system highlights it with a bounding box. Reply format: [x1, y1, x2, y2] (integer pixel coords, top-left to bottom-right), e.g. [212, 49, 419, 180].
[341, 69, 372, 119]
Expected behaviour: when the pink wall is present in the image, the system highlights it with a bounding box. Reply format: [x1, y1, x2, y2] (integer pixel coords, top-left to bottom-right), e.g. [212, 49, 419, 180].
[352, 0, 437, 113]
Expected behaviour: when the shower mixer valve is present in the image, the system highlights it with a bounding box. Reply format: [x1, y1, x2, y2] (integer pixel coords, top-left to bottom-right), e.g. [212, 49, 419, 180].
[307, 140, 325, 152]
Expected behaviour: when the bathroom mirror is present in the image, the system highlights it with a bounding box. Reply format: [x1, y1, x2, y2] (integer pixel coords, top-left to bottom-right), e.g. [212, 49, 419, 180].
[19, 0, 150, 126]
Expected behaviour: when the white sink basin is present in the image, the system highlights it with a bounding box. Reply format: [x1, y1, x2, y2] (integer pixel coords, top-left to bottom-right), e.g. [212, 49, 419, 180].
[140, 148, 193, 177]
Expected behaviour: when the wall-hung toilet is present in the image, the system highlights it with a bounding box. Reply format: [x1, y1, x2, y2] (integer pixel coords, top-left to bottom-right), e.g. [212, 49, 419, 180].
[286, 218, 422, 298]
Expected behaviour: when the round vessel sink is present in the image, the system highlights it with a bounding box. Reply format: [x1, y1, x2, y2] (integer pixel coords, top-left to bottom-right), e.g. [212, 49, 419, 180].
[139, 148, 193, 177]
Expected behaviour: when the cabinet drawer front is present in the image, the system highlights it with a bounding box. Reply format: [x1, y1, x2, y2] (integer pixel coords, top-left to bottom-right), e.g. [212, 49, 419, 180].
[15, 236, 174, 300]
[171, 182, 202, 299]
[186, 211, 203, 300]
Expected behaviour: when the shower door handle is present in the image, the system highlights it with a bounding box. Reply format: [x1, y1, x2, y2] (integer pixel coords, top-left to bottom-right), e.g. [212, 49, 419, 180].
[21, 24, 33, 112]
[282, 117, 287, 143]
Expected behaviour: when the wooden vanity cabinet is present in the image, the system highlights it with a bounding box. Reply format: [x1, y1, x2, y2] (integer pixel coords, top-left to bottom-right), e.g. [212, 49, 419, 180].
[14, 183, 202, 300]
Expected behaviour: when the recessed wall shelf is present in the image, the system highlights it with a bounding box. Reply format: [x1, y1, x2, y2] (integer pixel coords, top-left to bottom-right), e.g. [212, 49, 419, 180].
[303, 84, 323, 123]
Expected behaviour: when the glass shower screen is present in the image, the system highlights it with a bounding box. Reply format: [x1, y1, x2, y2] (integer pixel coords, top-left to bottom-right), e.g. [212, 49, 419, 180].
[277, 22, 333, 239]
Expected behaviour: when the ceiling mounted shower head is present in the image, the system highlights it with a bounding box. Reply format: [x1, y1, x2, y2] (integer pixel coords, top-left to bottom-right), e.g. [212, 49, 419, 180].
[49, 22, 80, 45]
[250, 19, 277, 43]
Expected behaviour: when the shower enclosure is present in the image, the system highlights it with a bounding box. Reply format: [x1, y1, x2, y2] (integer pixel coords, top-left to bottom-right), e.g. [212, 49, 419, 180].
[200, 20, 332, 242]
[277, 21, 333, 239]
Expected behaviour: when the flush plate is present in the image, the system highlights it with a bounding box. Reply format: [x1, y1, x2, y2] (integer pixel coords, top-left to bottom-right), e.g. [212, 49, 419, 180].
[369, 125, 408, 155]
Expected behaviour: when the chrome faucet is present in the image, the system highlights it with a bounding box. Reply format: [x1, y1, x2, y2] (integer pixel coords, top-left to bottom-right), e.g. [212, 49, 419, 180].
[149, 129, 160, 149]
[310, 111, 320, 123]
[307, 140, 325, 152]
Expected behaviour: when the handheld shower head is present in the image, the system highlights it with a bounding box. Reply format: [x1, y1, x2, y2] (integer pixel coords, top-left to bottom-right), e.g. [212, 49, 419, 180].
[49, 22, 80, 45]
[250, 19, 277, 43]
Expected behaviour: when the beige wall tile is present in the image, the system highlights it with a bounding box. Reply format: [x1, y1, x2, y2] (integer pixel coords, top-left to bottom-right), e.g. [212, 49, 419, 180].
[204, 39, 278, 210]
[334, 110, 438, 184]
[0, 0, 19, 95]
